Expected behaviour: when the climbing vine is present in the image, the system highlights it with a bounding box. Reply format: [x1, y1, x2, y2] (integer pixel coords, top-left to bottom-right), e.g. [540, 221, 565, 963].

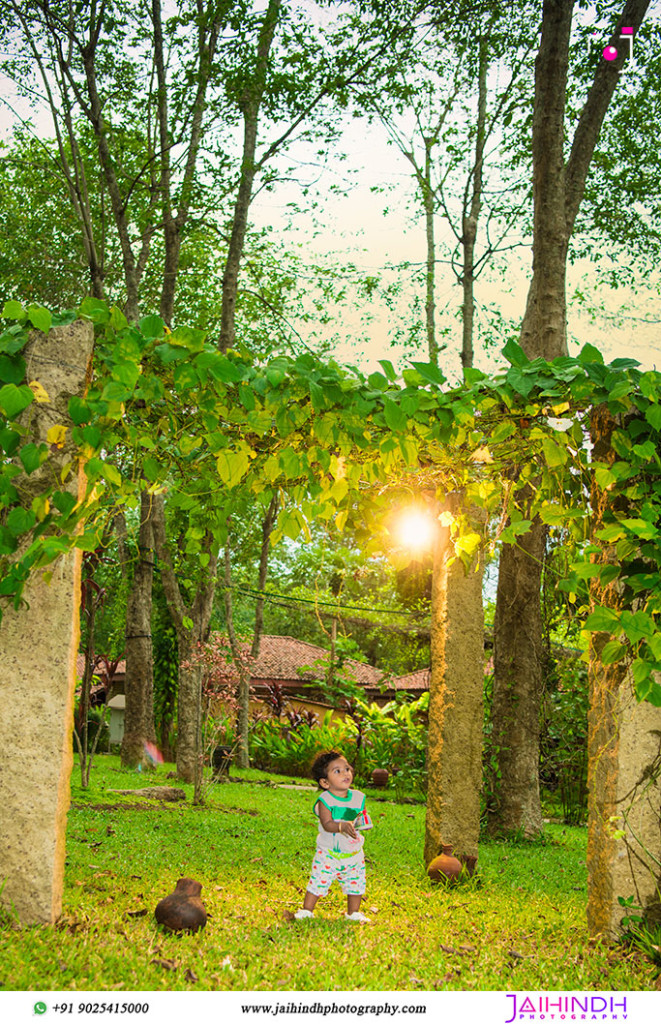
[1, 299, 661, 704]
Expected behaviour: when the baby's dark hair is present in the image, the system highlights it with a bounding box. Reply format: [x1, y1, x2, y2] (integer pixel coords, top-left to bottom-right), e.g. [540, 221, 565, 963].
[311, 750, 345, 786]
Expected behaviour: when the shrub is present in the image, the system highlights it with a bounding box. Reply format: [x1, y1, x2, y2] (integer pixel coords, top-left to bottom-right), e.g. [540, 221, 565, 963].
[540, 654, 588, 825]
[250, 712, 357, 777]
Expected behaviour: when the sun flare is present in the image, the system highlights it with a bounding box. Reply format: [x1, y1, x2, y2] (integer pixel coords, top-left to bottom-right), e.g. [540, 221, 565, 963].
[395, 508, 437, 551]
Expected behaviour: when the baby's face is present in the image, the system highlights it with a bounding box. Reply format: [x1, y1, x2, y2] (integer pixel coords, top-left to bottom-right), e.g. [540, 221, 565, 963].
[321, 756, 353, 795]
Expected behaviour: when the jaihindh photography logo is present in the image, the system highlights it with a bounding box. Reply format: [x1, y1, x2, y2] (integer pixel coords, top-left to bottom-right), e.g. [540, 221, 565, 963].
[504, 993, 628, 1022]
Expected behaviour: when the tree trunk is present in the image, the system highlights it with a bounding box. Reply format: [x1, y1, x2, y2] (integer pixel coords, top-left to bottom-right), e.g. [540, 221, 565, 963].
[460, 34, 487, 372]
[489, 0, 573, 837]
[422, 142, 438, 366]
[488, 510, 546, 837]
[150, 495, 218, 787]
[219, 0, 282, 351]
[121, 489, 156, 767]
[490, 0, 652, 837]
[224, 494, 278, 768]
[176, 634, 204, 788]
[424, 500, 484, 865]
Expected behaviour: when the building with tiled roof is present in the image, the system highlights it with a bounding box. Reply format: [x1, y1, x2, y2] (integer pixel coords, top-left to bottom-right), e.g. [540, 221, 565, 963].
[77, 635, 429, 709]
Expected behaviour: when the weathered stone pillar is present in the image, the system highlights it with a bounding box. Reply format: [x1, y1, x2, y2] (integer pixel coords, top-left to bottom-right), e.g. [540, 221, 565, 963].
[587, 402, 661, 937]
[0, 320, 94, 925]
[424, 510, 484, 866]
[587, 670, 661, 938]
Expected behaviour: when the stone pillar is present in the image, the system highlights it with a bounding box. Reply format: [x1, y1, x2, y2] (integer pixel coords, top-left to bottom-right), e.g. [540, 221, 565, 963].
[587, 402, 661, 937]
[0, 320, 94, 925]
[587, 672, 661, 938]
[424, 514, 484, 866]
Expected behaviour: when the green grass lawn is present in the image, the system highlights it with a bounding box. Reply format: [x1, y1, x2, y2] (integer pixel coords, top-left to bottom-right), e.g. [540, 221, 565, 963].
[0, 755, 657, 992]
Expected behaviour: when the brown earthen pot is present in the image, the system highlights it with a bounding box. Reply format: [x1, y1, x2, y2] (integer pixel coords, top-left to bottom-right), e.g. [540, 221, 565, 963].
[427, 844, 463, 883]
[155, 877, 207, 933]
[459, 853, 478, 878]
[371, 768, 389, 787]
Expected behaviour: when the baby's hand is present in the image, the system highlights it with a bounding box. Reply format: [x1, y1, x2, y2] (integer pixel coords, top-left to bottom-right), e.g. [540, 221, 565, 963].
[340, 821, 359, 840]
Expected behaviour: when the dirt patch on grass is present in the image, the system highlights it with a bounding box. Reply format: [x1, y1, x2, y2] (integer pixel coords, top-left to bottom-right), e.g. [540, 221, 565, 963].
[70, 802, 259, 815]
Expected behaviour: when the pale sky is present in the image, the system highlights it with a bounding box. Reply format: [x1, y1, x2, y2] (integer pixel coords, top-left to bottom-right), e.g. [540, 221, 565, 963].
[252, 108, 661, 380]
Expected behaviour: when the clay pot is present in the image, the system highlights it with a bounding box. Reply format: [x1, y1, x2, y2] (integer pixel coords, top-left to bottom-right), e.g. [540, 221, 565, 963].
[371, 768, 389, 788]
[212, 744, 233, 779]
[155, 877, 207, 933]
[427, 844, 463, 883]
[459, 853, 478, 878]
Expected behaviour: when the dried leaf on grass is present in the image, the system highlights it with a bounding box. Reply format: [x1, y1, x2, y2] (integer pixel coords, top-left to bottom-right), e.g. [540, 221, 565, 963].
[151, 958, 178, 972]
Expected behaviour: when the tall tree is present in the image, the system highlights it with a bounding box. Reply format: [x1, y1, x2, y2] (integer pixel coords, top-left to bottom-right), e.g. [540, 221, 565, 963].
[1, 0, 426, 777]
[369, 3, 536, 368]
[488, 0, 652, 838]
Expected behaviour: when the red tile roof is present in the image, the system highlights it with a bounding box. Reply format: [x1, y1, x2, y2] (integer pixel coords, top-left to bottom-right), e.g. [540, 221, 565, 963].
[75, 636, 429, 694]
[392, 668, 430, 691]
[75, 655, 126, 680]
[241, 634, 387, 689]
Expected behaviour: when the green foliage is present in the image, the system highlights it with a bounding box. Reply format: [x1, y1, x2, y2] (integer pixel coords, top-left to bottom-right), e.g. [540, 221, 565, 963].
[250, 711, 356, 777]
[540, 655, 589, 826]
[3, 299, 661, 703]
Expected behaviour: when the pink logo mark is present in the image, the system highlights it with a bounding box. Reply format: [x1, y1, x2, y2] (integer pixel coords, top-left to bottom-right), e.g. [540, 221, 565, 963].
[603, 26, 634, 62]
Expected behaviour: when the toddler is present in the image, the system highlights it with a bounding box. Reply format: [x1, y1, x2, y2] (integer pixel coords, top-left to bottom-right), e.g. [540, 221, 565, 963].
[294, 750, 371, 923]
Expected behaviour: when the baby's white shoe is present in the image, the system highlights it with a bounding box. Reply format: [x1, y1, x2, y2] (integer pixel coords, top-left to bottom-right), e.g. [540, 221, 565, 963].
[294, 908, 314, 920]
[344, 911, 370, 923]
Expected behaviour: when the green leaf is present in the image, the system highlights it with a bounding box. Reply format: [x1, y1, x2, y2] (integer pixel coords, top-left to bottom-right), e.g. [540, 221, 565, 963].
[74, 531, 104, 552]
[0, 383, 33, 419]
[173, 363, 199, 390]
[112, 361, 140, 390]
[109, 306, 129, 331]
[600, 640, 628, 665]
[7, 506, 36, 536]
[383, 397, 407, 432]
[502, 340, 530, 367]
[168, 326, 206, 352]
[154, 343, 186, 363]
[19, 443, 47, 474]
[621, 518, 658, 540]
[51, 491, 77, 516]
[593, 464, 617, 489]
[578, 343, 604, 364]
[410, 361, 446, 385]
[632, 440, 657, 461]
[2, 300, 25, 321]
[584, 606, 620, 632]
[81, 425, 102, 448]
[26, 305, 52, 334]
[139, 315, 165, 339]
[541, 436, 567, 468]
[101, 381, 133, 402]
[620, 609, 655, 643]
[216, 448, 251, 488]
[0, 355, 25, 384]
[79, 297, 110, 323]
[142, 457, 162, 482]
[378, 359, 398, 382]
[68, 397, 92, 425]
[101, 463, 123, 487]
[645, 404, 661, 432]
[506, 367, 534, 398]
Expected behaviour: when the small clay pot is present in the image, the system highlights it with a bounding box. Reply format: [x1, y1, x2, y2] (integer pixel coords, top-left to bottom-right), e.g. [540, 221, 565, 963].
[427, 844, 463, 883]
[371, 768, 389, 788]
[459, 853, 478, 878]
[155, 877, 207, 933]
[212, 744, 233, 779]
